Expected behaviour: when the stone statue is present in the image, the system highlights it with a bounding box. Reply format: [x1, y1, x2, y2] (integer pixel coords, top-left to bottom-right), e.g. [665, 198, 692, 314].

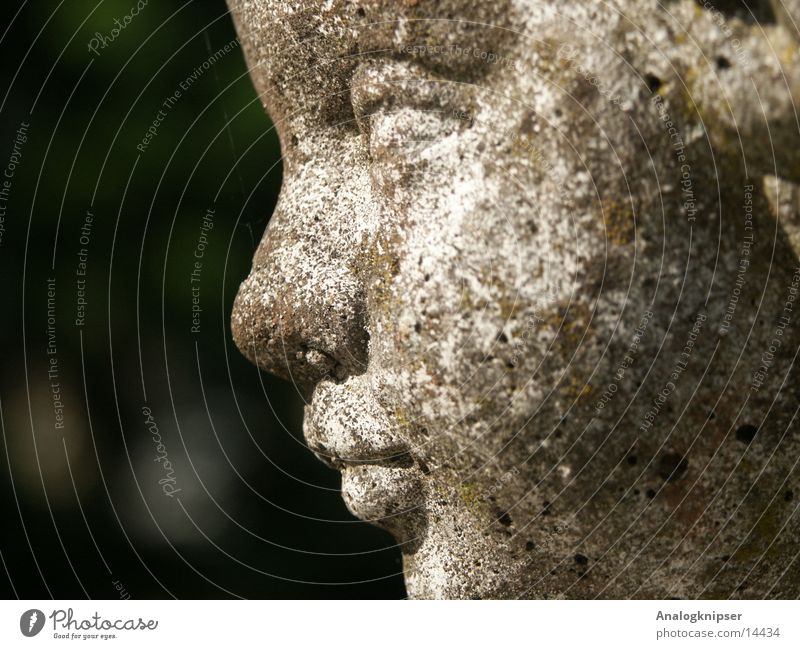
[228, 0, 800, 598]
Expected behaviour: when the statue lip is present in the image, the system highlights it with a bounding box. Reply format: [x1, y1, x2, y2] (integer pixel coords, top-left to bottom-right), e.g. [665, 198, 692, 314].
[304, 411, 427, 532]
[303, 380, 428, 533]
[303, 382, 418, 473]
[312, 448, 415, 471]
[339, 461, 427, 534]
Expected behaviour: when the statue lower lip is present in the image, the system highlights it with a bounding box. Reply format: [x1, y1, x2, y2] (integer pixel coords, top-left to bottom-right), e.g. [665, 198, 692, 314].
[339, 463, 425, 533]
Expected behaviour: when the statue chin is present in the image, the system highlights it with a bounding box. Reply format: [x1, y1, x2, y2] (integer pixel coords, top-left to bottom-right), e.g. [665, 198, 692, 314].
[340, 464, 424, 536]
[229, 0, 800, 598]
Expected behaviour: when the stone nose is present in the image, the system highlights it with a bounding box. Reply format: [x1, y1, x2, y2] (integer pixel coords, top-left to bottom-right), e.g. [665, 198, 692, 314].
[231, 174, 370, 394]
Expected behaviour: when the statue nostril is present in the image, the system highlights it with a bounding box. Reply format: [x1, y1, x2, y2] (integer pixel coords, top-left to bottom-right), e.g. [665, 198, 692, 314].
[231, 266, 370, 392]
[301, 346, 364, 384]
[297, 347, 334, 378]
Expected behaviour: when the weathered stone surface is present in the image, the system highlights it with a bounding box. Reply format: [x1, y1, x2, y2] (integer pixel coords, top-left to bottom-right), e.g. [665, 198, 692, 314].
[229, 0, 800, 598]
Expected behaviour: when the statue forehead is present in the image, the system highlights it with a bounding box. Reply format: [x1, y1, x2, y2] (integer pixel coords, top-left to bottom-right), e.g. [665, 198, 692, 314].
[230, 0, 513, 43]
[229, 0, 517, 125]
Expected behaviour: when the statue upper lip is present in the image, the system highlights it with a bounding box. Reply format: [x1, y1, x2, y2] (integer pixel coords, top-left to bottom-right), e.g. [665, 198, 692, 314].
[304, 401, 416, 471]
[303, 377, 417, 473]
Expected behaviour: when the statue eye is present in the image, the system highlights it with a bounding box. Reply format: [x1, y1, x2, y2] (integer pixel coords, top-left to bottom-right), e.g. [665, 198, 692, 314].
[350, 60, 471, 138]
[362, 103, 477, 205]
[368, 107, 452, 160]
[348, 61, 476, 194]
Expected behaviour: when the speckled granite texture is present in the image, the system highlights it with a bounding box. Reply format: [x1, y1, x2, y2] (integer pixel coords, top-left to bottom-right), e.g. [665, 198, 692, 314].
[229, 0, 800, 598]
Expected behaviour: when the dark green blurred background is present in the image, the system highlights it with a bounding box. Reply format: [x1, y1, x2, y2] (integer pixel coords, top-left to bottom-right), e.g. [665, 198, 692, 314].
[0, 0, 404, 598]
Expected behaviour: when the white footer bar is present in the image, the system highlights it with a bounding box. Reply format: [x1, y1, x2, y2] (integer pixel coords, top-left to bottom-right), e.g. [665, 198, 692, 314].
[1, 600, 797, 648]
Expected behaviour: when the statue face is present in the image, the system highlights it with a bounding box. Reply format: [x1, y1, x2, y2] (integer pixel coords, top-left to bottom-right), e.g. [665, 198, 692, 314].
[230, 0, 800, 598]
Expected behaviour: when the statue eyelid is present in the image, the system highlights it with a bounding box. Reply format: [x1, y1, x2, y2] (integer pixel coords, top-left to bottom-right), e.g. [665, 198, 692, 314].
[352, 97, 474, 159]
[350, 75, 409, 137]
[349, 61, 468, 137]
